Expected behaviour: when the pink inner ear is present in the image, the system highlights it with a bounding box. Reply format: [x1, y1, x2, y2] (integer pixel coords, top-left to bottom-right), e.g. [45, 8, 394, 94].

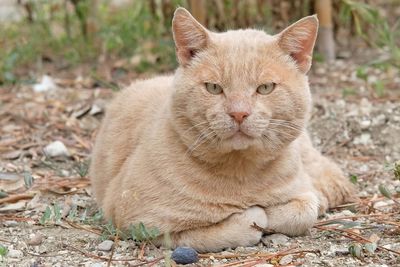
[278, 16, 318, 73]
[172, 9, 209, 66]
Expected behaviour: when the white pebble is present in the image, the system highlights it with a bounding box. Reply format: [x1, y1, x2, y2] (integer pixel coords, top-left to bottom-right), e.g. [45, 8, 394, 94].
[43, 141, 70, 157]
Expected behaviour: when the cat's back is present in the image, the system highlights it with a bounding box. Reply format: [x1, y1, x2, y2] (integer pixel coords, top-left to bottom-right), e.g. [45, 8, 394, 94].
[90, 75, 174, 203]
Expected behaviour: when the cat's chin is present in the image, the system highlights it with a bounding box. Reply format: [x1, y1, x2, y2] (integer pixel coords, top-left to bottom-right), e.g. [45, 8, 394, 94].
[224, 132, 254, 151]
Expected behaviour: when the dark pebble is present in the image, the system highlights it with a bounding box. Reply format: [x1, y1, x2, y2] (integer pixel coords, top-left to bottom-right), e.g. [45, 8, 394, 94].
[171, 246, 199, 264]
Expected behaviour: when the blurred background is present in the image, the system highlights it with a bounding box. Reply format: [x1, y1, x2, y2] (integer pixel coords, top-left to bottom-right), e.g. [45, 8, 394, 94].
[0, 0, 399, 87]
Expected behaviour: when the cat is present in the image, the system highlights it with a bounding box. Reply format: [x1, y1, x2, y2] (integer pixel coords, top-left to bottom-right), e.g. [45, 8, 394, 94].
[89, 7, 357, 252]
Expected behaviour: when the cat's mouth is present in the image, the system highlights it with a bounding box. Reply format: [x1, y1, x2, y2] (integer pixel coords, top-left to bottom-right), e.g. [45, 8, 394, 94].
[224, 127, 254, 140]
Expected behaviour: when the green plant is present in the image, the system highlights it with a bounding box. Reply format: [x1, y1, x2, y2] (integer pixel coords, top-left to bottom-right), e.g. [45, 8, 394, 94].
[129, 222, 160, 243]
[341, 0, 400, 67]
[0, 244, 8, 260]
[39, 203, 62, 225]
[73, 160, 90, 178]
[349, 174, 358, 184]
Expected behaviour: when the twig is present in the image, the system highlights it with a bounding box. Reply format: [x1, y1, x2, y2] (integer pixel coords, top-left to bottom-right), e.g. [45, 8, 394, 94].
[315, 212, 397, 226]
[0, 193, 34, 205]
[207, 246, 319, 267]
[0, 237, 12, 243]
[138, 242, 147, 260]
[107, 227, 119, 267]
[64, 219, 102, 236]
[213, 247, 318, 267]
[251, 222, 275, 235]
[315, 226, 400, 256]
[64, 243, 164, 264]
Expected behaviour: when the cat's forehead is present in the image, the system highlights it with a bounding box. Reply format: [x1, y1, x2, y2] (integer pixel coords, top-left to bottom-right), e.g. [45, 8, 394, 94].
[211, 29, 275, 48]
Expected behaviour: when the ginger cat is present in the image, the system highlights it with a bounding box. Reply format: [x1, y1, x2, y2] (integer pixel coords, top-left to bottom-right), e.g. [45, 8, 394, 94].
[90, 8, 357, 252]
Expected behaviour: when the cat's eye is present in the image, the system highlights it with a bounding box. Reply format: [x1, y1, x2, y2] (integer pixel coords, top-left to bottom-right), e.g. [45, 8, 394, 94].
[205, 83, 223, 95]
[256, 83, 276, 95]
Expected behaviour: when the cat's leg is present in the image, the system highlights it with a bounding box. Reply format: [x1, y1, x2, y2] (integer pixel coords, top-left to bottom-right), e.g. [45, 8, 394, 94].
[157, 206, 267, 253]
[299, 134, 358, 215]
[264, 191, 319, 236]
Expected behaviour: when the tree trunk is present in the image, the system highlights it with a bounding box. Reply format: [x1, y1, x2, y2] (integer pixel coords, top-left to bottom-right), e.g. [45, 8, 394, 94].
[315, 0, 336, 61]
[189, 0, 206, 26]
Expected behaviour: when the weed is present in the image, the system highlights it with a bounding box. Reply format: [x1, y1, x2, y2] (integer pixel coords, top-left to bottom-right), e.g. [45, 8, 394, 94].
[373, 80, 385, 97]
[39, 203, 63, 225]
[39, 206, 52, 225]
[394, 161, 400, 180]
[349, 174, 358, 184]
[355, 66, 368, 81]
[73, 160, 90, 178]
[129, 222, 160, 243]
[0, 244, 7, 259]
[23, 172, 34, 189]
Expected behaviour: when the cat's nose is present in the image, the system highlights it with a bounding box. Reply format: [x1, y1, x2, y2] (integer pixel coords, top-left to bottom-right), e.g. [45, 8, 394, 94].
[229, 111, 249, 123]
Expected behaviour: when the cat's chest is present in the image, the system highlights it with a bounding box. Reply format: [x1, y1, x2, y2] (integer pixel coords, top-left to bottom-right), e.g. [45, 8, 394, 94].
[184, 170, 292, 208]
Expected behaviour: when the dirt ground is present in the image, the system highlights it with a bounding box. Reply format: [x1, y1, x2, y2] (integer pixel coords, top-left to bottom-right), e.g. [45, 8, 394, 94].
[0, 55, 399, 267]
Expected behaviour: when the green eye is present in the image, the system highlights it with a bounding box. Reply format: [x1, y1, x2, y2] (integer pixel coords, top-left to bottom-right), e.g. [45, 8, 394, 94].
[205, 83, 223, 95]
[256, 83, 276, 95]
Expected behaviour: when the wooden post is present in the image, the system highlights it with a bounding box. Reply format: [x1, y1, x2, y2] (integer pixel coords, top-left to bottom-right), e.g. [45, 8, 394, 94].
[315, 0, 336, 61]
[189, 0, 206, 26]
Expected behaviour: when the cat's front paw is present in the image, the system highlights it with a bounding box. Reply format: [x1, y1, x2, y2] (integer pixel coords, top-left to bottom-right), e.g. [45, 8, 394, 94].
[265, 192, 319, 236]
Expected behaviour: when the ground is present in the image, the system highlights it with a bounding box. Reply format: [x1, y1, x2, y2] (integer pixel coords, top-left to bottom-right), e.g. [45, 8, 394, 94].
[0, 55, 399, 267]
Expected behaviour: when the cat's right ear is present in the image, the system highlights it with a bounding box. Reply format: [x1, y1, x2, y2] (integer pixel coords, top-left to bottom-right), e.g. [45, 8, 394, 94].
[172, 7, 209, 66]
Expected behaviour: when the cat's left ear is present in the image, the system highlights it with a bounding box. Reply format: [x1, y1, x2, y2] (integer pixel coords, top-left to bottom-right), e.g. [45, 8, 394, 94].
[277, 15, 319, 73]
[172, 7, 210, 66]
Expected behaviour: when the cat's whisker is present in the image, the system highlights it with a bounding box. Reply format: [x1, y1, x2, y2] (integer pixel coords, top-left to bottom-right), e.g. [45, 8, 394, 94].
[261, 134, 282, 152]
[186, 127, 215, 154]
[269, 120, 303, 131]
[267, 128, 299, 140]
[268, 123, 305, 134]
[186, 131, 217, 157]
[182, 121, 209, 136]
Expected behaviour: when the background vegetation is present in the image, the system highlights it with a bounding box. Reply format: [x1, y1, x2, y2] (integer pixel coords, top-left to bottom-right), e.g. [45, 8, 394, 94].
[0, 0, 399, 85]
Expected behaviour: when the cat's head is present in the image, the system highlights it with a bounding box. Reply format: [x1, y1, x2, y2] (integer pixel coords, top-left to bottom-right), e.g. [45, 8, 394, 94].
[171, 8, 318, 158]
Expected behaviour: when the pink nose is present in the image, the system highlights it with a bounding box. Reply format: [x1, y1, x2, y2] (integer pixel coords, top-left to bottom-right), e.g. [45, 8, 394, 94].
[229, 111, 249, 123]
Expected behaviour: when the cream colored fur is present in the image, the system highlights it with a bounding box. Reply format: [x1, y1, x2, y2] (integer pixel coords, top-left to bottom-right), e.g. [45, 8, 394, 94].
[90, 8, 357, 252]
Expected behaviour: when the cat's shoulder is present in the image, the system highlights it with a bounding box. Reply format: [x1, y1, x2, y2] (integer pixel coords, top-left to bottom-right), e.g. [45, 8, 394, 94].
[125, 74, 174, 93]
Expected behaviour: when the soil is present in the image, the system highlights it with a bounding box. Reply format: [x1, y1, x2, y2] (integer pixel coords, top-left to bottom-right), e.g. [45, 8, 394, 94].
[0, 56, 399, 267]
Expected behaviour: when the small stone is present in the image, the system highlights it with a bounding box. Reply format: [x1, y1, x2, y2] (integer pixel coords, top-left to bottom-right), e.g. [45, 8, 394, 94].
[3, 220, 18, 227]
[89, 104, 103, 116]
[353, 133, 371, 145]
[254, 264, 274, 267]
[279, 254, 293, 265]
[261, 234, 290, 246]
[360, 120, 371, 130]
[8, 249, 23, 258]
[372, 114, 386, 126]
[43, 141, 70, 158]
[27, 233, 43, 246]
[33, 75, 57, 92]
[374, 200, 394, 209]
[335, 249, 350, 256]
[97, 240, 114, 252]
[171, 247, 199, 265]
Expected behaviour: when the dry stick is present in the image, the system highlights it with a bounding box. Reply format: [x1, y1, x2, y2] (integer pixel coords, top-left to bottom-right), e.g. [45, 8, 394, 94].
[64, 219, 102, 236]
[107, 228, 119, 267]
[213, 246, 319, 267]
[0, 193, 34, 205]
[215, 249, 317, 267]
[0, 237, 12, 243]
[315, 226, 400, 256]
[138, 242, 147, 260]
[314, 212, 398, 226]
[64, 243, 164, 264]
